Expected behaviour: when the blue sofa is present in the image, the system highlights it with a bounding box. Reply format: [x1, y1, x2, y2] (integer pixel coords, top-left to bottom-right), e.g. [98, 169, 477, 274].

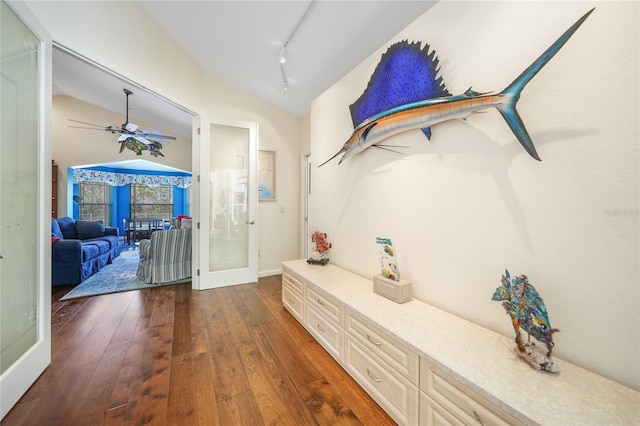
[51, 217, 120, 286]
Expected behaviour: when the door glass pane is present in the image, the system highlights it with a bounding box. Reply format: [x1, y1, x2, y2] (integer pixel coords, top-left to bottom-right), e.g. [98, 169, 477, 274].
[208, 124, 249, 272]
[0, 1, 40, 374]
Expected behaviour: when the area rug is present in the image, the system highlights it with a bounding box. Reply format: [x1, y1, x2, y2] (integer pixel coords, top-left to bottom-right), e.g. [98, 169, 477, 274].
[60, 249, 190, 300]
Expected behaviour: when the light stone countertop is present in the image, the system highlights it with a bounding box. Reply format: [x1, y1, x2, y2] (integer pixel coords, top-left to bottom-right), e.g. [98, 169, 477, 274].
[283, 259, 640, 426]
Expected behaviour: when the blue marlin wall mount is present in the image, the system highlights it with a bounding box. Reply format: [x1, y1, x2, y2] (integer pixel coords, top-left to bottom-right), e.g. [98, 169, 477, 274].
[319, 9, 594, 167]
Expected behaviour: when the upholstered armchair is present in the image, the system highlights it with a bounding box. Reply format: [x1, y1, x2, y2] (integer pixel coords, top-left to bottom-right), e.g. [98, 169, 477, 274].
[136, 228, 192, 284]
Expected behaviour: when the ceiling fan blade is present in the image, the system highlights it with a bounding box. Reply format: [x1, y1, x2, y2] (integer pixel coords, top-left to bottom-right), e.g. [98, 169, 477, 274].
[68, 125, 107, 131]
[69, 119, 126, 135]
[140, 133, 176, 141]
[68, 119, 107, 129]
[139, 129, 176, 140]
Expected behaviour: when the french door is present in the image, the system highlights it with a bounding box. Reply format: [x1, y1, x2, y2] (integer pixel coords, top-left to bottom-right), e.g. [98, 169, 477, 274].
[197, 117, 258, 289]
[0, 0, 52, 419]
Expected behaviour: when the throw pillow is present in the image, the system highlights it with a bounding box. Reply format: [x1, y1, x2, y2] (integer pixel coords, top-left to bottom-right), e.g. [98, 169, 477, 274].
[51, 218, 64, 239]
[57, 216, 78, 239]
[76, 220, 105, 239]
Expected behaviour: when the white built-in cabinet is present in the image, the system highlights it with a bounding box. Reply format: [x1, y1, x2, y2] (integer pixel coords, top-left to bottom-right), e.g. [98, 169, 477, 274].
[420, 358, 519, 425]
[344, 311, 419, 424]
[282, 260, 639, 426]
[283, 265, 511, 425]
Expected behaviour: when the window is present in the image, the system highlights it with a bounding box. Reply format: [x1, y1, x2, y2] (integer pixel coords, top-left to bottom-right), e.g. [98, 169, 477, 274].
[130, 184, 173, 220]
[79, 182, 110, 223]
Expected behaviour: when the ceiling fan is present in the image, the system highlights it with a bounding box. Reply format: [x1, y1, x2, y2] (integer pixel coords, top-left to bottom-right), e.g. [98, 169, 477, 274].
[69, 88, 176, 157]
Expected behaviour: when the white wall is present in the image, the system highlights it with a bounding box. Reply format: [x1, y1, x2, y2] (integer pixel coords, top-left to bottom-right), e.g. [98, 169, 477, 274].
[26, 1, 302, 276]
[310, 1, 639, 390]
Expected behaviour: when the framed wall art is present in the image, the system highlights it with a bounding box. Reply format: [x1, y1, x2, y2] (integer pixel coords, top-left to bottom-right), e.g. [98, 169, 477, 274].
[258, 150, 276, 201]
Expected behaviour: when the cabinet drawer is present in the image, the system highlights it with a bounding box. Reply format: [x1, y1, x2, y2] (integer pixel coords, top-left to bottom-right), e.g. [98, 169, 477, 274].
[282, 282, 304, 323]
[346, 311, 419, 384]
[421, 359, 521, 426]
[307, 304, 342, 360]
[345, 335, 418, 425]
[307, 286, 342, 326]
[420, 391, 466, 426]
[282, 270, 304, 294]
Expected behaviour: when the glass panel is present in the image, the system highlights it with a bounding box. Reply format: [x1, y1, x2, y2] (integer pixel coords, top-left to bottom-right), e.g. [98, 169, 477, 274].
[79, 182, 109, 222]
[209, 124, 249, 272]
[131, 184, 173, 220]
[0, 1, 40, 374]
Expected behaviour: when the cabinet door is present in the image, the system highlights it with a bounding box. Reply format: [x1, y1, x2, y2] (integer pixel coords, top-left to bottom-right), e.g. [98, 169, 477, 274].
[282, 269, 304, 294]
[308, 286, 342, 325]
[420, 358, 522, 426]
[420, 391, 466, 426]
[282, 281, 304, 323]
[345, 334, 418, 425]
[346, 310, 419, 384]
[306, 303, 342, 360]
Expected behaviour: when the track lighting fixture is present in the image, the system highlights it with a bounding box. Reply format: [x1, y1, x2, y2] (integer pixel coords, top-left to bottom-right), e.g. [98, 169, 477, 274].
[277, 0, 316, 95]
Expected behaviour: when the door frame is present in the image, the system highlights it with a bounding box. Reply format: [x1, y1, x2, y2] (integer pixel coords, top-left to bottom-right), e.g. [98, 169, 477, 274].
[300, 153, 311, 259]
[50, 43, 200, 285]
[0, 0, 51, 419]
[197, 116, 258, 289]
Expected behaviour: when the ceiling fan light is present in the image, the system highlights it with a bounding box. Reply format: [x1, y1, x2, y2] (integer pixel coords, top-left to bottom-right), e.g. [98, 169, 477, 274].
[125, 122, 138, 132]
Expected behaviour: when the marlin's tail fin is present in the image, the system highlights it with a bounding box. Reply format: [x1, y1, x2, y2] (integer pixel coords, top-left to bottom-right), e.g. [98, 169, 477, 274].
[497, 8, 594, 161]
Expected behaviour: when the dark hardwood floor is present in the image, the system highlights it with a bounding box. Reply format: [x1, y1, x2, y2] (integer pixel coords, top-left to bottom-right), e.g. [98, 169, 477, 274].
[2, 275, 395, 425]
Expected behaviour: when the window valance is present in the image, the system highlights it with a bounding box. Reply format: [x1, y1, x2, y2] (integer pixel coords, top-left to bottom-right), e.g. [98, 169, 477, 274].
[72, 168, 192, 188]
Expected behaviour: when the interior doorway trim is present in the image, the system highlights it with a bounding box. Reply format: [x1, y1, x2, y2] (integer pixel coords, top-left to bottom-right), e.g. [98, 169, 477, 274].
[53, 42, 196, 116]
[51, 41, 200, 289]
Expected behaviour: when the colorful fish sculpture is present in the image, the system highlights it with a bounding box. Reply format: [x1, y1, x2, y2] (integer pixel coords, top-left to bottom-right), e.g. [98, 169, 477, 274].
[120, 137, 165, 157]
[319, 9, 594, 167]
[492, 270, 559, 357]
[376, 237, 400, 281]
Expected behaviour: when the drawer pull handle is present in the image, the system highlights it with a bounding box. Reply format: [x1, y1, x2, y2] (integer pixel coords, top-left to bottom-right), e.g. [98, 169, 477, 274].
[288, 298, 294, 304]
[317, 323, 327, 332]
[473, 410, 486, 426]
[366, 368, 382, 383]
[366, 334, 382, 346]
[316, 298, 326, 306]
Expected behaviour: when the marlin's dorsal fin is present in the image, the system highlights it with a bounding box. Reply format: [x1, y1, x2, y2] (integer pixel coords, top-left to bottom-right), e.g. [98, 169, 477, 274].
[349, 40, 450, 129]
[463, 87, 488, 97]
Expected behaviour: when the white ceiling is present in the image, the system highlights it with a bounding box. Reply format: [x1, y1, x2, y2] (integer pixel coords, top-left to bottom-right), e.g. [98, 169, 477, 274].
[53, 1, 436, 138]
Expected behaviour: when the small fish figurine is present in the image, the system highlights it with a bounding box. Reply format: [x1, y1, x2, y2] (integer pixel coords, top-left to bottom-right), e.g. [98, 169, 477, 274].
[319, 9, 594, 167]
[492, 270, 559, 359]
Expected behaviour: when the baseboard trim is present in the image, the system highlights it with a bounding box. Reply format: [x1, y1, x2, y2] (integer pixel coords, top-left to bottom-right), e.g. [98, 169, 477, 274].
[258, 268, 282, 278]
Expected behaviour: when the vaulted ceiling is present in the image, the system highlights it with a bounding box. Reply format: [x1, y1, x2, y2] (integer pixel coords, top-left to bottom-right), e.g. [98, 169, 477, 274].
[53, 1, 436, 137]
